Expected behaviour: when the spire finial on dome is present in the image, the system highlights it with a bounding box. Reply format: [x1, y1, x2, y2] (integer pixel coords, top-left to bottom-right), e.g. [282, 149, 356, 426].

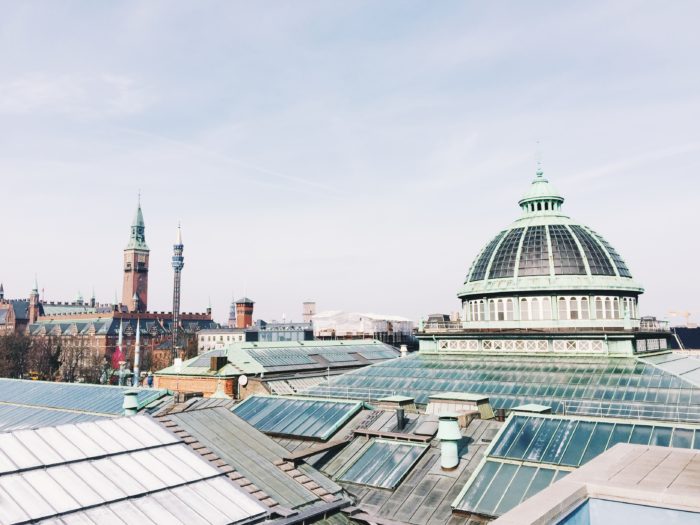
[535, 140, 544, 178]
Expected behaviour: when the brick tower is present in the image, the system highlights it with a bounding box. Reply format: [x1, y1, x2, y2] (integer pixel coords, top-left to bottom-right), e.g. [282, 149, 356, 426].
[235, 297, 254, 328]
[122, 197, 149, 313]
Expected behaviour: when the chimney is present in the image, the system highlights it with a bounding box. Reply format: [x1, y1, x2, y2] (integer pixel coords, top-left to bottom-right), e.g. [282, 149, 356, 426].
[396, 408, 405, 431]
[123, 390, 139, 416]
[210, 356, 227, 371]
[437, 414, 461, 470]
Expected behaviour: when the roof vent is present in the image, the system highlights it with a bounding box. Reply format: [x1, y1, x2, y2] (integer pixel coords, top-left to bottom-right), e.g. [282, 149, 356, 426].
[437, 414, 461, 471]
[123, 390, 139, 416]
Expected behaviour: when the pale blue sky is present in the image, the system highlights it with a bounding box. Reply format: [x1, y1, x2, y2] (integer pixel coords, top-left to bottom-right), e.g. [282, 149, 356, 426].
[2, 1, 699, 324]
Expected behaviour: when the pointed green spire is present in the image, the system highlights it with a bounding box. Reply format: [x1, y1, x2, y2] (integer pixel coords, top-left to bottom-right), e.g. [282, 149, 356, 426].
[126, 193, 149, 251]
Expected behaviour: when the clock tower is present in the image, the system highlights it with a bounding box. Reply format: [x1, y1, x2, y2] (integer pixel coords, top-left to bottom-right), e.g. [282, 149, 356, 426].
[122, 197, 149, 313]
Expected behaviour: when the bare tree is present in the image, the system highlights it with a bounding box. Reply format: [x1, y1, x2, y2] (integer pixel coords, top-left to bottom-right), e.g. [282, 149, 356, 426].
[0, 333, 32, 378]
[27, 336, 61, 380]
[60, 336, 88, 382]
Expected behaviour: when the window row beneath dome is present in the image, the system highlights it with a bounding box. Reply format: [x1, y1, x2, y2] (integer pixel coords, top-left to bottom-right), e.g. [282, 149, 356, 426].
[465, 295, 638, 322]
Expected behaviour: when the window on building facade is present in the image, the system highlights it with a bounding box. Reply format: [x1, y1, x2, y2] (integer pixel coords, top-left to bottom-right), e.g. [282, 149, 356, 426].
[542, 297, 552, 320]
[531, 298, 541, 321]
[569, 297, 579, 320]
[505, 299, 514, 321]
[558, 297, 567, 320]
[520, 298, 530, 321]
[580, 297, 590, 320]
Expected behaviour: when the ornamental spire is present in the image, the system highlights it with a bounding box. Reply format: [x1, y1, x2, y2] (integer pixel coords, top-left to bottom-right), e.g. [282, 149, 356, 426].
[126, 194, 149, 251]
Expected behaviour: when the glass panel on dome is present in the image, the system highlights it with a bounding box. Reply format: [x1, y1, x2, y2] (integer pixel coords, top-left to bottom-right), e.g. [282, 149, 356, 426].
[489, 228, 524, 279]
[518, 226, 550, 277]
[469, 231, 506, 281]
[548, 225, 586, 275]
[569, 225, 615, 276]
[587, 228, 632, 278]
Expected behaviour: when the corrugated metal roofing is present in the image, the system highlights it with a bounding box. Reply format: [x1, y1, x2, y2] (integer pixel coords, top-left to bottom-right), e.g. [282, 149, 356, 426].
[233, 396, 363, 441]
[0, 404, 106, 432]
[0, 415, 267, 524]
[0, 378, 169, 416]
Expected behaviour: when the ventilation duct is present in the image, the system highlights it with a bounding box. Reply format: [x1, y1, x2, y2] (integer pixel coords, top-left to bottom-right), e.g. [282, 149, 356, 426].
[437, 414, 461, 470]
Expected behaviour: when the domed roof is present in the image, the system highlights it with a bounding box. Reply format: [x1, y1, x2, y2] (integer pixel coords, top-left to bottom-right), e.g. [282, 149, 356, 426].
[459, 170, 643, 299]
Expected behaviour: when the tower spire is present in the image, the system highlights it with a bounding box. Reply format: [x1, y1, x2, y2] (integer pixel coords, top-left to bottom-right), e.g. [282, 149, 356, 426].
[171, 222, 185, 364]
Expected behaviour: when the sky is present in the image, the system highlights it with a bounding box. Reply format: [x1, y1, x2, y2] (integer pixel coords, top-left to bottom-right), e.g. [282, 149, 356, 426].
[1, 1, 699, 325]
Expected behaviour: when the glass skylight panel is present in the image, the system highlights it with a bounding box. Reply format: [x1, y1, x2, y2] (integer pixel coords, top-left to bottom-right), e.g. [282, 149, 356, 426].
[518, 225, 550, 276]
[454, 460, 564, 517]
[129, 449, 185, 486]
[588, 228, 632, 277]
[469, 231, 506, 281]
[569, 225, 615, 276]
[548, 225, 586, 275]
[233, 396, 361, 440]
[338, 439, 426, 489]
[488, 228, 524, 279]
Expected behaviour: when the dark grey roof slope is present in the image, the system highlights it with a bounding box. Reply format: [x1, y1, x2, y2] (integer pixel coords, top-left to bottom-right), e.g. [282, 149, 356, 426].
[323, 417, 501, 525]
[156, 406, 345, 513]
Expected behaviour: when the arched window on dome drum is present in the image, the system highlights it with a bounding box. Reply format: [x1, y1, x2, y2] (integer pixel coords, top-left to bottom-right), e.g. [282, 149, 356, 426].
[542, 297, 552, 320]
[506, 299, 514, 321]
[569, 297, 579, 320]
[558, 297, 567, 320]
[596, 297, 604, 319]
[614, 298, 620, 319]
[606, 297, 614, 319]
[489, 300, 496, 321]
[520, 298, 530, 321]
[479, 300, 486, 321]
[531, 298, 541, 321]
[496, 299, 505, 321]
[580, 297, 590, 320]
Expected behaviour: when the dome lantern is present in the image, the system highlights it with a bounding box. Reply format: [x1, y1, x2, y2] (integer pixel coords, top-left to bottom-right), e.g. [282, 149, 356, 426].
[517, 169, 565, 215]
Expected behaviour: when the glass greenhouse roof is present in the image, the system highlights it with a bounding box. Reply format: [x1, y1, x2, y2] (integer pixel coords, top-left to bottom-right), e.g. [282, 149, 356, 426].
[453, 413, 700, 518]
[337, 439, 427, 489]
[454, 460, 567, 518]
[303, 354, 700, 423]
[232, 395, 363, 441]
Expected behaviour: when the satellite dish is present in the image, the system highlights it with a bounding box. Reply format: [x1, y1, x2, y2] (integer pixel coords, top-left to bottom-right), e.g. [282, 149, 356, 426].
[239, 374, 248, 386]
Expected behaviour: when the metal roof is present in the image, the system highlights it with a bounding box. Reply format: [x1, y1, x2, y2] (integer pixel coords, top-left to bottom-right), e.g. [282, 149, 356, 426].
[157, 340, 399, 377]
[160, 406, 343, 510]
[0, 415, 267, 523]
[0, 404, 106, 432]
[0, 378, 169, 416]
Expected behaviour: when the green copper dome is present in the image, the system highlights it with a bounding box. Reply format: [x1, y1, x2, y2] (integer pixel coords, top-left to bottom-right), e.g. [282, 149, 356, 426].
[458, 171, 643, 299]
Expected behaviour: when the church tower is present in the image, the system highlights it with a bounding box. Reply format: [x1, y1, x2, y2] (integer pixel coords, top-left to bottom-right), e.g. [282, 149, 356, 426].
[122, 197, 149, 313]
